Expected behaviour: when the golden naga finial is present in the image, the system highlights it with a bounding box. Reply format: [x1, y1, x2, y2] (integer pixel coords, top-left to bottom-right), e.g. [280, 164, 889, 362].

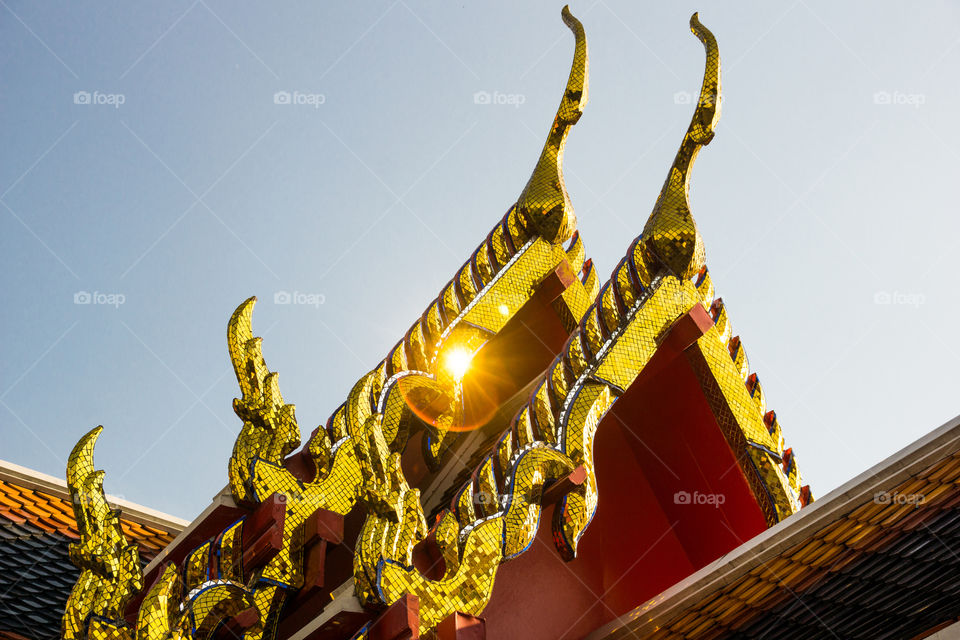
[227, 296, 303, 502]
[515, 5, 589, 245]
[63, 426, 143, 639]
[637, 12, 721, 283]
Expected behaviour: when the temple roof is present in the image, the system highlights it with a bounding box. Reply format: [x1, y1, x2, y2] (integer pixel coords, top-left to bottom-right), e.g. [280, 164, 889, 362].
[0, 460, 187, 640]
[588, 414, 960, 640]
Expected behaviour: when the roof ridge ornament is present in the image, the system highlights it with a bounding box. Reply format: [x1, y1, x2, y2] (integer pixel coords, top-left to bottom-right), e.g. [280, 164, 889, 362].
[62, 426, 143, 639]
[637, 12, 721, 283]
[515, 5, 588, 245]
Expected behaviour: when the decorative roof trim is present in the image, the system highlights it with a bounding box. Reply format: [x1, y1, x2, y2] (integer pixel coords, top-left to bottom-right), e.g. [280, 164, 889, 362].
[0, 457, 190, 532]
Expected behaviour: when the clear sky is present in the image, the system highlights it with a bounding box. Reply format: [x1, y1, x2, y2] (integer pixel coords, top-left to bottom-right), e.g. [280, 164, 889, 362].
[2, 1, 958, 519]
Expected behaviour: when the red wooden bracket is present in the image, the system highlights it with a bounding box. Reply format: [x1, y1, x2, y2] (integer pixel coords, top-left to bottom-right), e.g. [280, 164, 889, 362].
[300, 508, 345, 593]
[542, 465, 587, 506]
[435, 611, 486, 640]
[241, 492, 286, 580]
[367, 594, 420, 640]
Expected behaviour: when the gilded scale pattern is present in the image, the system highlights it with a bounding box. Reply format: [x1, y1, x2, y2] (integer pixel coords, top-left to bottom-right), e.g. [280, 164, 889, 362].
[61, 9, 808, 640]
[62, 427, 143, 640]
[62, 430, 274, 639]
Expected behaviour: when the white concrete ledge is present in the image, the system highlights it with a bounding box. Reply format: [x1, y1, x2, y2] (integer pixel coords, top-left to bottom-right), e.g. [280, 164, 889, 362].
[0, 458, 190, 533]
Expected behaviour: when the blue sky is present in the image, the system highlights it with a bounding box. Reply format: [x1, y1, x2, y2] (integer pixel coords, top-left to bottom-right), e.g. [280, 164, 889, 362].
[2, 1, 958, 518]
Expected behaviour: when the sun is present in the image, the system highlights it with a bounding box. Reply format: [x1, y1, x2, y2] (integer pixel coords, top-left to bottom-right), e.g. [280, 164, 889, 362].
[444, 346, 474, 382]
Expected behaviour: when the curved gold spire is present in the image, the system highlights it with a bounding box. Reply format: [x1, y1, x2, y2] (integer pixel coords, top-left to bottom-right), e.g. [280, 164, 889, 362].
[66, 424, 100, 491]
[63, 426, 144, 638]
[637, 12, 721, 283]
[227, 296, 302, 502]
[515, 5, 589, 245]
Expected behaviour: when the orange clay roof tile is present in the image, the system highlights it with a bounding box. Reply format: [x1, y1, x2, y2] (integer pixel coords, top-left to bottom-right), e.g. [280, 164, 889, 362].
[0, 492, 22, 509]
[0, 479, 179, 561]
